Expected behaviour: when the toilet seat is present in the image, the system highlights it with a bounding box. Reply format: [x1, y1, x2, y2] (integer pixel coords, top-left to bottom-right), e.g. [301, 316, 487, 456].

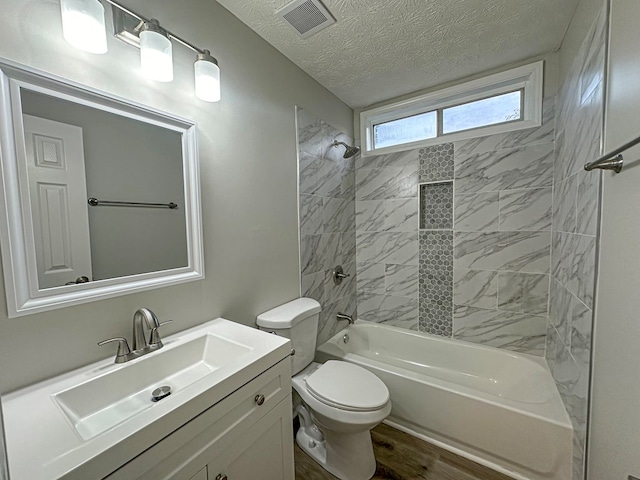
[305, 360, 389, 412]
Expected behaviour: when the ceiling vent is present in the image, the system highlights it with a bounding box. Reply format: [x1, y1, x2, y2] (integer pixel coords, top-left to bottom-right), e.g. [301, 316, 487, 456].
[276, 0, 336, 39]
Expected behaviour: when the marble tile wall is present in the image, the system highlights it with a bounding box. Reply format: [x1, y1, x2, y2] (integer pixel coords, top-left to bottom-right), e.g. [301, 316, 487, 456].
[546, 5, 606, 479]
[355, 94, 556, 353]
[297, 108, 358, 344]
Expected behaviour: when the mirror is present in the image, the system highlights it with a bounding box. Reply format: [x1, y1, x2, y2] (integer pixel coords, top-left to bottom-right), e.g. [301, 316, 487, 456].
[0, 60, 204, 317]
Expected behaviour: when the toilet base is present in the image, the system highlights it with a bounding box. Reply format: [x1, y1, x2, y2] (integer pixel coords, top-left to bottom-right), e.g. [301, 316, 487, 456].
[296, 423, 376, 480]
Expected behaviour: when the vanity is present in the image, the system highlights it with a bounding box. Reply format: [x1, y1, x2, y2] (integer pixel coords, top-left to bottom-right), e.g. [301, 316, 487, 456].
[2, 319, 295, 480]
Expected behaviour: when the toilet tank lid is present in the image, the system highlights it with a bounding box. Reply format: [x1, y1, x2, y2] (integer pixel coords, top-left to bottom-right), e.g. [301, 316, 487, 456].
[256, 298, 321, 328]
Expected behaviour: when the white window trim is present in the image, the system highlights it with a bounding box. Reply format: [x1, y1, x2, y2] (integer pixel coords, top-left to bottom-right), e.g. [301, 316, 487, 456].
[360, 61, 544, 157]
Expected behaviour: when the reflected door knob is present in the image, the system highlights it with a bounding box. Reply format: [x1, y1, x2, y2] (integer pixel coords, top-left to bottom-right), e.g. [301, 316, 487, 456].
[215, 475, 228, 480]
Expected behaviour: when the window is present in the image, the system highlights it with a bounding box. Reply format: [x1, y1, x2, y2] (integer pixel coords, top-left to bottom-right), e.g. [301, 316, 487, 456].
[360, 62, 543, 156]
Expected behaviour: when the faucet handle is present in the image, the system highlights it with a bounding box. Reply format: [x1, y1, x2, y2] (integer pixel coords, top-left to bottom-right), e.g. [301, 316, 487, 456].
[98, 337, 132, 363]
[149, 320, 172, 348]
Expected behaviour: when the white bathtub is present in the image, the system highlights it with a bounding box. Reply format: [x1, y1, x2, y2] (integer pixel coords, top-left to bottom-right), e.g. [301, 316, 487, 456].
[316, 321, 572, 480]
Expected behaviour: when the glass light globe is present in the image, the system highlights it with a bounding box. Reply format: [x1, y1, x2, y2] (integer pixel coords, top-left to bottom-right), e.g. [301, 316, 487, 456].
[194, 53, 220, 102]
[60, 0, 108, 54]
[140, 26, 173, 82]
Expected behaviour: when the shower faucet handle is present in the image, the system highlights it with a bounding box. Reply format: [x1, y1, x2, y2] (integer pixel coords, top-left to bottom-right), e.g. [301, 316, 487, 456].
[333, 265, 350, 285]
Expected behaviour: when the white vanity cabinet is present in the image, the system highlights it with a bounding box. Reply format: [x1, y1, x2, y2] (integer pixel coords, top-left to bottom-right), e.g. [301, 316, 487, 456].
[105, 358, 294, 480]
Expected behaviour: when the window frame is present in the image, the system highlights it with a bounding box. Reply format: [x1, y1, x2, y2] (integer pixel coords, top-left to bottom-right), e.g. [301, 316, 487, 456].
[360, 61, 544, 157]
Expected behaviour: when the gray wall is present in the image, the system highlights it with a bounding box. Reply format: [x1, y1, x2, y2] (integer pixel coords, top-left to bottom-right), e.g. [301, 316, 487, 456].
[0, 0, 352, 394]
[545, 2, 606, 479]
[21, 90, 188, 281]
[297, 108, 357, 345]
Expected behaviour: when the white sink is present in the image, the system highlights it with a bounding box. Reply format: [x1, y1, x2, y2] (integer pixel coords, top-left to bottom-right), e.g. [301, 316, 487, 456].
[2, 318, 291, 480]
[54, 333, 252, 440]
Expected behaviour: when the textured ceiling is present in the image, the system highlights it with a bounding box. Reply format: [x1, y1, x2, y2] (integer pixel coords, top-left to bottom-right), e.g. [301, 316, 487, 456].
[217, 0, 579, 108]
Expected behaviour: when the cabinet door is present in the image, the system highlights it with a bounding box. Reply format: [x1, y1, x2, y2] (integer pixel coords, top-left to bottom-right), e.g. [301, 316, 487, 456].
[207, 397, 294, 480]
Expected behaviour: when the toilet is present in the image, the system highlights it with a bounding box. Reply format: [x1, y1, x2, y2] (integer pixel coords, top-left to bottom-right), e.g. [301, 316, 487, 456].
[257, 298, 391, 480]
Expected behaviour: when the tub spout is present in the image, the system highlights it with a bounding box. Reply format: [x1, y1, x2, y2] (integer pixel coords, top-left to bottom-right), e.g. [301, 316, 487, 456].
[336, 312, 354, 325]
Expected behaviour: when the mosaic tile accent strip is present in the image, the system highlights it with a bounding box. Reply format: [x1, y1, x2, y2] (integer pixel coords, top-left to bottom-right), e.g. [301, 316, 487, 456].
[419, 230, 453, 336]
[419, 143, 454, 182]
[420, 182, 453, 230]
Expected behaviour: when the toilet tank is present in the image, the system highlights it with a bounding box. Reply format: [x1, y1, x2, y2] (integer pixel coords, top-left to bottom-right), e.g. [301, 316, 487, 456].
[256, 298, 321, 375]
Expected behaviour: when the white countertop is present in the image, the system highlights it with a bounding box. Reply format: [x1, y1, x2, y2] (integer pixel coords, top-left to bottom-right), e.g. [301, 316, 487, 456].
[2, 318, 291, 480]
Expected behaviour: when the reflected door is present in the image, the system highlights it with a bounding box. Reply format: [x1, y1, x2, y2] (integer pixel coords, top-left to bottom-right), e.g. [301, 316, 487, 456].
[22, 115, 92, 288]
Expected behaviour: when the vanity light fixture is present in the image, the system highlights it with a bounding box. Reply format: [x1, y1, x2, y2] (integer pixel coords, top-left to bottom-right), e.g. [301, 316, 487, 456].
[59, 0, 221, 101]
[60, 0, 108, 54]
[194, 50, 220, 102]
[139, 19, 173, 82]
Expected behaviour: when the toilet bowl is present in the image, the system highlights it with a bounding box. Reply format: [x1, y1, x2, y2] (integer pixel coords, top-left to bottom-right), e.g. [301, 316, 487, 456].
[292, 362, 391, 480]
[256, 298, 391, 480]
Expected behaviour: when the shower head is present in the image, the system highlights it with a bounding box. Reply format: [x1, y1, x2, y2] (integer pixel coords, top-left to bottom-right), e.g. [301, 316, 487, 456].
[332, 140, 360, 158]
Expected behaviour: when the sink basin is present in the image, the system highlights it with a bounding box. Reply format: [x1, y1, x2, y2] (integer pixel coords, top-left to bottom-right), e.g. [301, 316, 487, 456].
[54, 333, 252, 440]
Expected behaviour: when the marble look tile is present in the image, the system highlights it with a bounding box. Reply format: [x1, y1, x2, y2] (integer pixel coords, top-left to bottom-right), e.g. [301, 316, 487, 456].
[497, 96, 556, 149]
[356, 166, 418, 200]
[420, 182, 453, 229]
[297, 109, 327, 157]
[454, 143, 554, 194]
[356, 200, 385, 231]
[301, 271, 325, 304]
[384, 232, 419, 265]
[452, 306, 547, 355]
[571, 299, 592, 366]
[356, 148, 419, 170]
[545, 322, 559, 374]
[498, 272, 549, 315]
[299, 152, 342, 197]
[300, 194, 323, 236]
[339, 169, 356, 200]
[499, 187, 552, 231]
[357, 231, 419, 266]
[385, 198, 419, 232]
[552, 175, 577, 233]
[341, 230, 357, 265]
[454, 192, 499, 231]
[317, 294, 357, 345]
[549, 277, 572, 344]
[385, 264, 418, 298]
[454, 231, 550, 273]
[357, 291, 419, 329]
[576, 170, 599, 236]
[554, 341, 589, 451]
[319, 233, 342, 270]
[323, 197, 354, 233]
[575, 234, 596, 308]
[522, 273, 550, 315]
[419, 143, 454, 182]
[454, 134, 502, 157]
[300, 234, 323, 275]
[453, 268, 497, 309]
[357, 262, 385, 294]
[325, 262, 356, 303]
[497, 272, 523, 312]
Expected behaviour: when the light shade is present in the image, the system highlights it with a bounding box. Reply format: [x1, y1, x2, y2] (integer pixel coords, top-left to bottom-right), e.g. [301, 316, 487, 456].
[194, 50, 220, 102]
[140, 20, 173, 82]
[60, 0, 108, 54]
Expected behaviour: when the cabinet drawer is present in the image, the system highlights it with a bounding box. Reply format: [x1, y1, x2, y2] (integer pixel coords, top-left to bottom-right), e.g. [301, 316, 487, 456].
[105, 358, 291, 480]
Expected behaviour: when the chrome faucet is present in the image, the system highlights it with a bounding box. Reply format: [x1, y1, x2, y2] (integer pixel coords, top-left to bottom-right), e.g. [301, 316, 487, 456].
[336, 312, 354, 325]
[99, 308, 172, 363]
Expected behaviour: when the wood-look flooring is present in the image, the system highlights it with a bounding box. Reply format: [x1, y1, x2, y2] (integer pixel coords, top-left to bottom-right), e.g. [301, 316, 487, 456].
[294, 423, 514, 480]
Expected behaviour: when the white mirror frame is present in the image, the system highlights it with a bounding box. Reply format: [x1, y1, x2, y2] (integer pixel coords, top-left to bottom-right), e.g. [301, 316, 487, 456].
[0, 59, 204, 317]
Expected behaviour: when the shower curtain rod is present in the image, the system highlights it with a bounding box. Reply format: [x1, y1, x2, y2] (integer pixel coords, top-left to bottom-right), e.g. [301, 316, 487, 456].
[584, 132, 640, 173]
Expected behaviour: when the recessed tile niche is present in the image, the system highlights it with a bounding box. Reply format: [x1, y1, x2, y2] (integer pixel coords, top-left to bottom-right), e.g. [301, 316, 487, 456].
[419, 181, 453, 230]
